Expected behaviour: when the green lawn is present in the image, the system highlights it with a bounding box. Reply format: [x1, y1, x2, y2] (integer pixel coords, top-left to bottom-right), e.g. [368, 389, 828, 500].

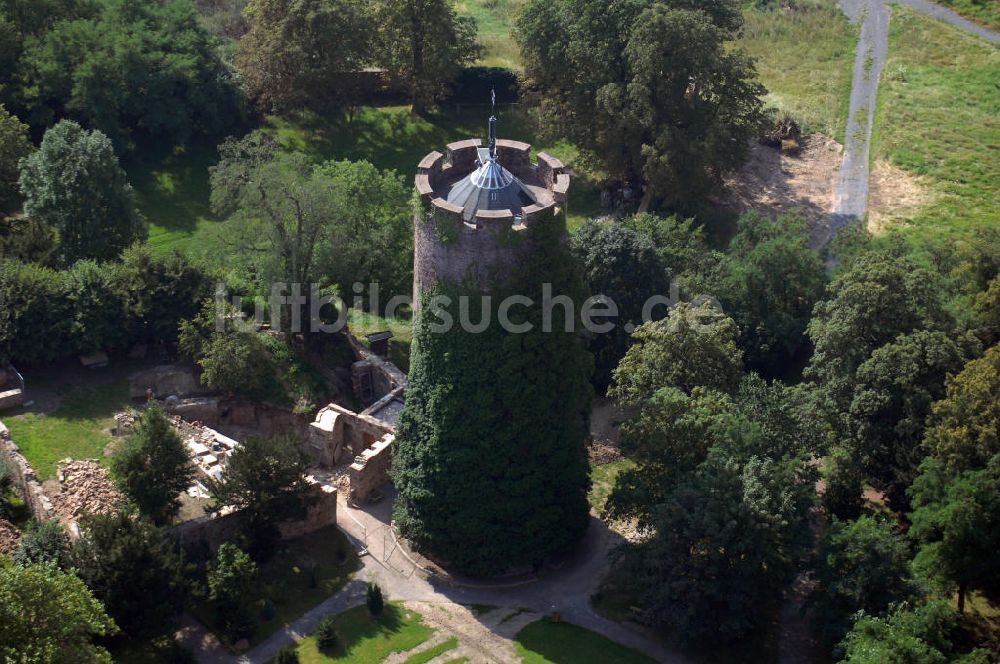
[131, 104, 602, 258]
[588, 459, 635, 513]
[290, 603, 432, 663]
[872, 7, 1000, 247]
[457, 0, 524, 69]
[3, 380, 130, 479]
[401, 637, 459, 664]
[514, 619, 657, 664]
[125, 140, 222, 259]
[347, 309, 414, 374]
[739, 0, 857, 140]
[935, 0, 1000, 32]
[194, 526, 360, 648]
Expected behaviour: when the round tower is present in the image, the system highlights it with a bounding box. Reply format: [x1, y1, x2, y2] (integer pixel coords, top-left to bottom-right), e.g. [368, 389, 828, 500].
[412, 113, 570, 301]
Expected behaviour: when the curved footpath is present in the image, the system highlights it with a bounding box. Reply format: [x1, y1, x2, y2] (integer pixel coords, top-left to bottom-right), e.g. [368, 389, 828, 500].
[177, 513, 689, 664]
[828, 0, 1000, 246]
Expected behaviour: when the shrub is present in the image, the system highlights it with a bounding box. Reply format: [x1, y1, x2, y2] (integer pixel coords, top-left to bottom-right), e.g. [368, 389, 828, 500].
[314, 615, 338, 653]
[366, 582, 384, 616]
[274, 646, 299, 664]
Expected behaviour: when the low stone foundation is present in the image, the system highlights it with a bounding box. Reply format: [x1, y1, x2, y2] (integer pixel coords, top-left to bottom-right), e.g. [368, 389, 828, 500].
[0, 420, 54, 522]
[169, 483, 338, 557]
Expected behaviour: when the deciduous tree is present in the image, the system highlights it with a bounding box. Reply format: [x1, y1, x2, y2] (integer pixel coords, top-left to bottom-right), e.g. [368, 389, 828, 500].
[518, 0, 765, 208]
[0, 103, 30, 212]
[18, 120, 145, 263]
[237, 0, 370, 113]
[372, 0, 479, 114]
[0, 562, 117, 664]
[207, 434, 316, 559]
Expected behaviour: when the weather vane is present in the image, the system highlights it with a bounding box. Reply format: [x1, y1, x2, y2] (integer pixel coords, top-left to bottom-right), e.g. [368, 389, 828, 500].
[488, 87, 497, 158]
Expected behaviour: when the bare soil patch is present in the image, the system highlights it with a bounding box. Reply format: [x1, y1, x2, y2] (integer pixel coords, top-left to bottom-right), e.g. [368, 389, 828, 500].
[717, 135, 843, 244]
[867, 158, 934, 234]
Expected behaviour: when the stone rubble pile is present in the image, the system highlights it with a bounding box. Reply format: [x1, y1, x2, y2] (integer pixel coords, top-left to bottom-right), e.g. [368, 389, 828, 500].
[51, 459, 122, 521]
[588, 439, 623, 466]
[0, 518, 19, 553]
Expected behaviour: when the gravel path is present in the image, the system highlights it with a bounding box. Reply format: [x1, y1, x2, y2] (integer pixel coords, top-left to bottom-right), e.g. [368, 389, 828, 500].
[829, 0, 1000, 245]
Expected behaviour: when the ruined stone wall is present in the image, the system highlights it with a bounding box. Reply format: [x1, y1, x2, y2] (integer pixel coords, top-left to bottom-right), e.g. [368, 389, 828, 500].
[167, 397, 312, 439]
[0, 420, 54, 522]
[308, 402, 394, 467]
[129, 364, 206, 400]
[349, 434, 393, 503]
[170, 484, 338, 557]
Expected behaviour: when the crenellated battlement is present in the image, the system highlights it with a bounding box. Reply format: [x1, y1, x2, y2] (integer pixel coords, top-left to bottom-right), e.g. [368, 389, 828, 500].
[412, 137, 571, 297]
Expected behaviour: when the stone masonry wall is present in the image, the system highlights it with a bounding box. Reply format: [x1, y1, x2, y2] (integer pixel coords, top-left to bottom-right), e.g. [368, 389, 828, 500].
[0, 420, 55, 522]
[348, 434, 393, 503]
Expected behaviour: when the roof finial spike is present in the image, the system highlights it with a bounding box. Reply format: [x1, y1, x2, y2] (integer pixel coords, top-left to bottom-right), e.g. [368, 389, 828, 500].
[488, 87, 497, 159]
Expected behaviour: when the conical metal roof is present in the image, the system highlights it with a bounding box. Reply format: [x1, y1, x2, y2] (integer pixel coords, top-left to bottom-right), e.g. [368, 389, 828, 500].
[446, 149, 537, 222]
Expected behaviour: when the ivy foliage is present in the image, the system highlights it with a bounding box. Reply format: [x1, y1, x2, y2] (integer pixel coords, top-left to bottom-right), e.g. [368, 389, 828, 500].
[392, 218, 593, 576]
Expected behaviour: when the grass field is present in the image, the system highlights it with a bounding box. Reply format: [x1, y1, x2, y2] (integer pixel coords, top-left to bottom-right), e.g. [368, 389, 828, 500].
[588, 459, 634, 513]
[457, 0, 524, 68]
[290, 603, 432, 663]
[738, 0, 857, 140]
[513, 618, 657, 664]
[194, 526, 359, 648]
[872, 7, 1000, 247]
[3, 380, 129, 479]
[936, 0, 1000, 32]
[129, 104, 602, 258]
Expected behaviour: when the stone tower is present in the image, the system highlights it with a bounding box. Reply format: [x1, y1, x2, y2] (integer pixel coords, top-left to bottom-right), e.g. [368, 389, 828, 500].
[412, 113, 570, 300]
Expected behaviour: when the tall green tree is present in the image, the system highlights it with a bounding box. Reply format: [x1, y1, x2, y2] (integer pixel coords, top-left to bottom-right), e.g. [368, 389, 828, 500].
[847, 330, 971, 511]
[18, 120, 145, 263]
[518, 0, 765, 208]
[71, 510, 187, 636]
[610, 302, 743, 406]
[0, 103, 31, 212]
[572, 220, 671, 391]
[372, 0, 479, 114]
[921, 344, 1000, 475]
[237, 0, 370, 113]
[840, 600, 987, 664]
[210, 133, 412, 309]
[909, 455, 1000, 614]
[812, 515, 917, 647]
[17, 0, 241, 145]
[111, 403, 195, 525]
[207, 543, 259, 641]
[633, 453, 813, 642]
[0, 561, 117, 664]
[207, 434, 316, 559]
[717, 212, 826, 375]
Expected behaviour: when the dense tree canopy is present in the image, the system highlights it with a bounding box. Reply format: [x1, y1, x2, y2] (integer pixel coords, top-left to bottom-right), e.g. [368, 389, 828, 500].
[237, 0, 370, 113]
[71, 510, 187, 636]
[207, 434, 317, 558]
[372, 0, 479, 114]
[921, 344, 1000, 475]
[0, 103, 31, 212]
[19, 120, 145, 263]
[111, 403, 196, 525]
[518, 0, 765, 207]
[812, 515, 917, 647]
[910, 454, 1000, 614]
[572, 220, 671, 391]
[716, 212, 826, 375]
[210, 132, 413, 308]
[610, 302, 743, 406]
[847, 330, 971, 510]
[0, 561, 117, 664]
[14, 0, 241, 145]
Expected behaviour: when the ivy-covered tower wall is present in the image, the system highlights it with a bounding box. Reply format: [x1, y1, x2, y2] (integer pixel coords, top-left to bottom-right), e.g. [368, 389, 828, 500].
[412, 138, 570, 300]
[395, 136, 592, 577]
